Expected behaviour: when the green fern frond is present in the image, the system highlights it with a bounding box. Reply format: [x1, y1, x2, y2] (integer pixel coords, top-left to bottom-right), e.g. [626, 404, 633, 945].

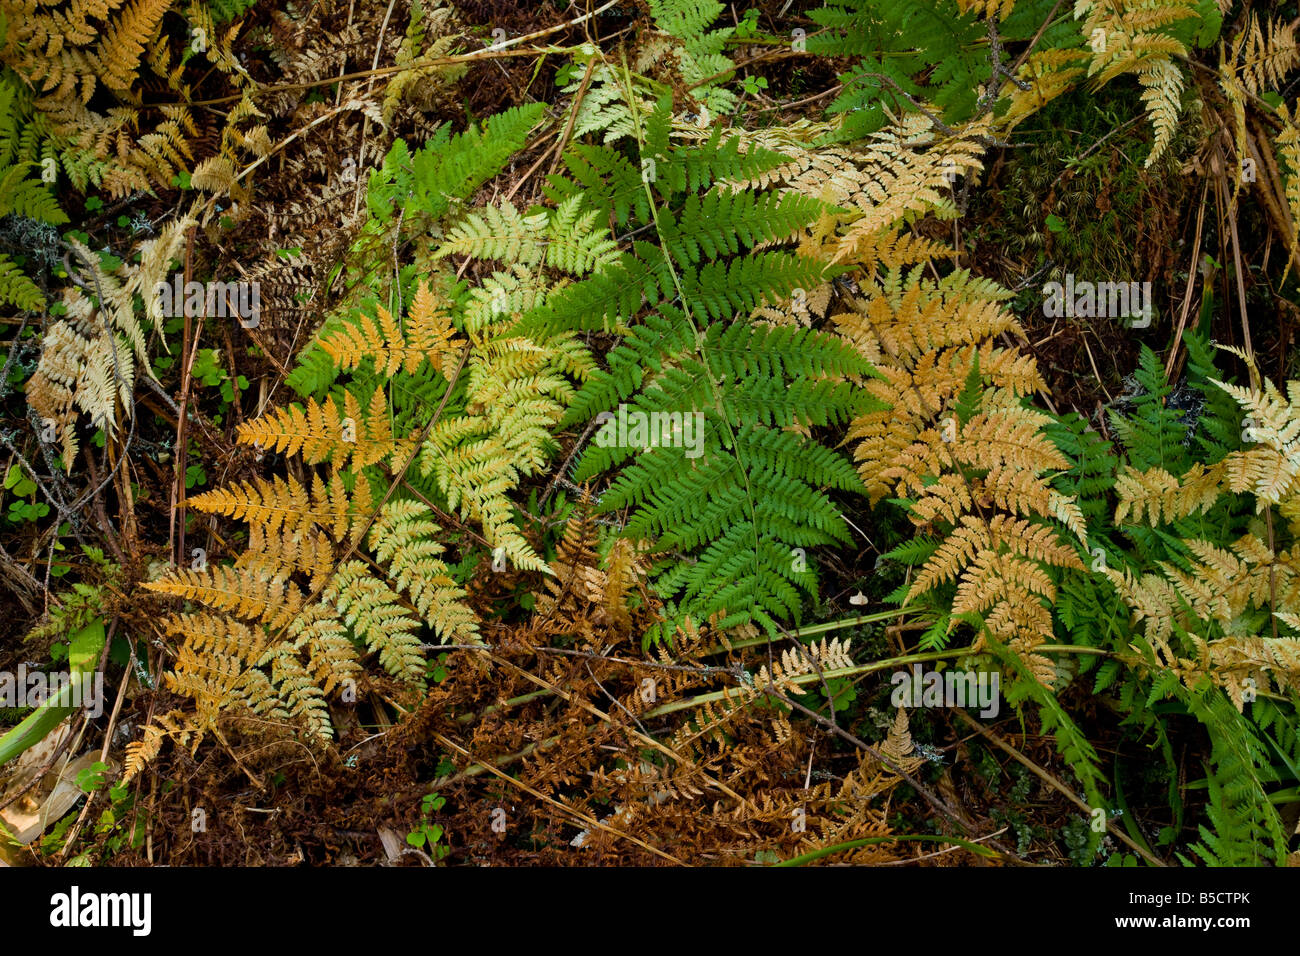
[0, 254, 44, 310]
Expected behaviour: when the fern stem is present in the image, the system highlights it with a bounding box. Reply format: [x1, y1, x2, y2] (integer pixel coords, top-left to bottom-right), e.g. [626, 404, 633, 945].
[650, 641, 1136, 718]
[453, 689, 551, 725]
[789, 608, 910, 638]
[772, 832, 1002, 867]
[1037, 644, 1112, 657]
[642, 646, 977, 719]
[703, 608, 909, 655]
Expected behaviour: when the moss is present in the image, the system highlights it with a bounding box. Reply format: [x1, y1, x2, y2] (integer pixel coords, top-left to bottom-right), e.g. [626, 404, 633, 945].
[976, 83, 1196, 294]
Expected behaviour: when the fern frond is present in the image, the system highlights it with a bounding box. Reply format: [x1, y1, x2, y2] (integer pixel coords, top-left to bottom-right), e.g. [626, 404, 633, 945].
[235, 388, 402, 472]
[325, 560, 426, 684]
[369, 500, 481, 645]
[320, 281, 465, 379]
[0, 254, 45, 311]
[145, 564, 305, 630]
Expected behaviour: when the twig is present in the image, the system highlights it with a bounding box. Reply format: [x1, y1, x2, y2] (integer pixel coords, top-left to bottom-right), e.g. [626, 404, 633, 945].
[431, 731, 685, 865]
[179, 0, 628, 107]
[954, 710, 1165, 867]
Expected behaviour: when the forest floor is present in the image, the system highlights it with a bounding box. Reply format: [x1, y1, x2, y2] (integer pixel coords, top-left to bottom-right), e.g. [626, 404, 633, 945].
[2, 0, 1298, 868]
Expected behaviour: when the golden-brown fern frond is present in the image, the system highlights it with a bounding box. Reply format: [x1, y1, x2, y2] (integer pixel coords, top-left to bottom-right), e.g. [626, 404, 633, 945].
[24, 313, 126, 469]
[879, 706, 925, 774]
[835, 236, 1084, 685]
[1212, 376, 1300, 502]
[1118, 374, 1300, 528]
[319, 280, 465, 378]
[235, 388, 404, 472]
[1205, 634, 1300, 711]
[258, 642, 333, 738]
[716, 114, 985, 265]
[958, 406, 1071, 472]
[145, 564, 305, 629]
[191, 469, 375, 544]
[532, 493, 654, 638]
[3, 0, 201, 194]
[832, 122, 988, 263]
[1234, 15, 1299, 95]
[1115, 461, 1226, 525]
[1106, 538, 1300, 712]
[122, 709, 194, 783]
[238, 524, 337, 593]
[601, 537, 651, 633]
[162, 611, 270, 662]
[1276, 106, 1300, 274]
[93, 0, 171, 90]
[535, 495, 604, 618]
[953, 551, 1056, 618]
[954, 0, 1017, 16]
[161, 613, 287, 726]
[756, 638, 855, 698]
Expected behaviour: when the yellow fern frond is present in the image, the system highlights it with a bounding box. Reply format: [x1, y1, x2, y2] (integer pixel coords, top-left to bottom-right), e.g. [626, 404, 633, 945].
[956, 407, 1071, 473]
[1137, 57, 1183, 168]
[325, 560, 426, 683]
[235, 389, 401, 471]
[94, 0, 170, 90]
[955, 0, 1016, 18]
[320, 280, 465, 378]
[288, 603, 362, 698]
[122, 709, 194, 783]
[188, 470, 373, 543]
[998, 49, 1090, 133]
[145, 564, 304, 629]
[1114, 462, 1227, 525]
[1235, 15, 1299, 95]
[369, 499, 481, 645]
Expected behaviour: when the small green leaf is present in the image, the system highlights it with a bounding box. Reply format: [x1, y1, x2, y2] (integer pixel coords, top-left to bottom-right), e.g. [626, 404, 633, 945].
[69, 617, 106, 672]
[77, 761, 111, 793]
